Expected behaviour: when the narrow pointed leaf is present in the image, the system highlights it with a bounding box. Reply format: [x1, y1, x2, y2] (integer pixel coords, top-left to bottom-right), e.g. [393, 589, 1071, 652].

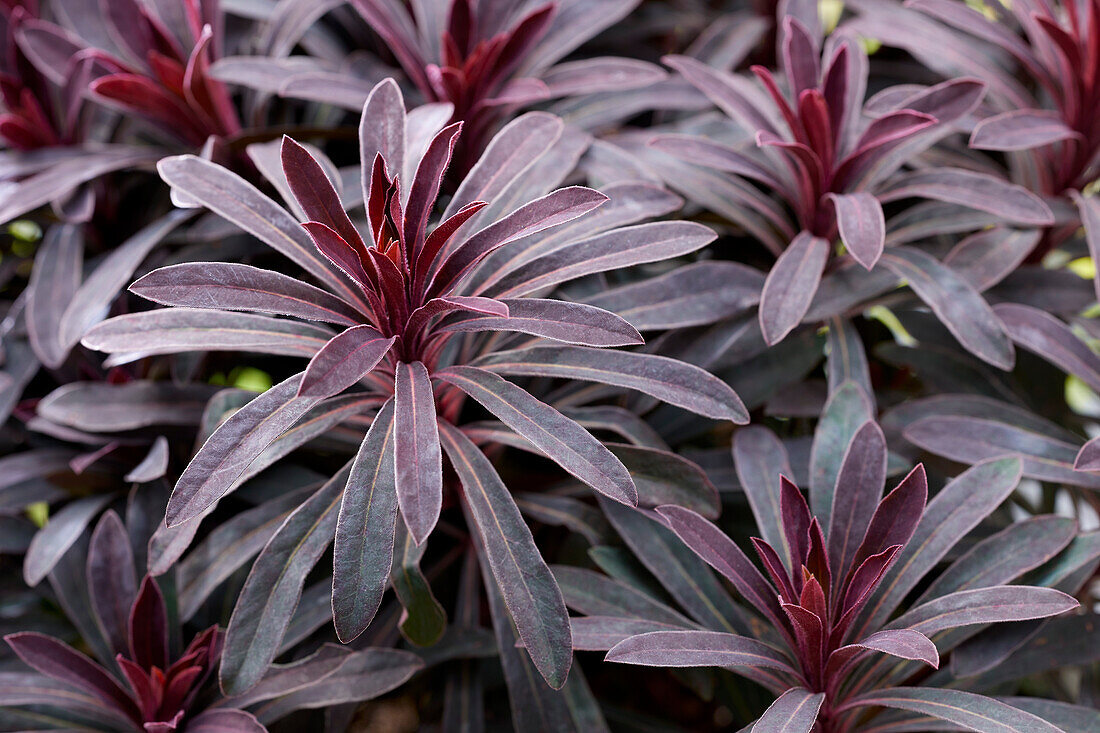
[970, 110, 1080, 151]
[827, 193, 885, 270]
[131, 263, 364, 326]
[333, 400, 398, 642]
[752, 687, 825, 733]
[605, 631, 796, 674]
[475, 346, 747, 422]
[437, 366, 636, 505]
[889, 586, 1078, 636]
[439, 423, 572, 689]
[828, 421, 887, 585]
[299, 326, 394, 399]
[393, 362, 442, 544]
[167, 375, 321, 527]
[759, 233, 829, 345]
[840, 687, 1062, 732]
[221, 463, 349, 694]
[879, 247, 1015, 370]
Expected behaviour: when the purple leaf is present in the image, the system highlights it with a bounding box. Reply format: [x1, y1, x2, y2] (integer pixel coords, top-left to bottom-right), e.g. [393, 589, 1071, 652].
[569, 617, 683, 651]
[878, 168, 1054, 226]
[87, 511, 137, 659]
[809, 381, 873, 528]
[437, 366, 637, 505]
[656, 505, 786, 630]
[404, 122, 463, 254]
[995, 303, 1100, 392]
[584, 261, 765, 331]
[752, 687, 825, 733]
[605, 630, 797, 674]
[758, 232, 829, 345]
[855, 457, 1022, 639]
[221, 464, 349, 694]
[891, 586, 1079, 635]
[845, 464, 927, 593]
[970, 109, 1081, 151]
[453, 298, 641, 346]
[128, 576, 168, 672]
[542, 57, 666, 95]
[839, 687, 1062, 732]
[59, 210, 193, 350]
[439, 422, 572, 689]
[879, 247, 1015, 370]
[733, 426, 793, 569]
[826, 629, 938, 679]
[359, 78, 406, 205]
[827, 421, 887, 586]
[298, 326, 395, 399]
[475, 345, 748, 422]
[943, 227, 1040, 292]
[333, 399, 398, 642]
[131, 262, 365, 327]
[903, 415, 1095, 488]
[826, 193, 885, 270]
[83, 309, 334, 359]
[157, 155, 358, 302]
[281, 136, 364, 251]
[431, 186, 609, 297]
[393, 362, 443, 545]
[663, 54, 778, 135]
[4, 632, 140, 721]
[443, 112, 563, 221]
[166, 375, 322, 528]
[1076, 436, 1100, 471]
[26, 224, 82, 368]
[24, 495, 112, 586]
[39, 381, 214, 433]
[490, 221, 717, 298]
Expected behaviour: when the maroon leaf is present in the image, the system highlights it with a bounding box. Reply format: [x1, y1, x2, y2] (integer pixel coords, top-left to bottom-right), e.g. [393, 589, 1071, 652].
[298, 326, 395, 399]
[437, 366, 637, 505]
[826, 192, 885, 270]
[393, 362, 443, 545]
[970, 109, 1081, 151]
[759, 232, 829, 345]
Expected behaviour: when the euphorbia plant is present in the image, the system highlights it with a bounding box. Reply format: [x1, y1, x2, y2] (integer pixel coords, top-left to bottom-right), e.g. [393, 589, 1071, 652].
[81, 78, 746, 692]
[564, 404, 1088, 730]
[641, 15, 1053, 359]
[904, 0, 1100, 293]
[1, 510, 422, 732]
[266, 0, 666, 172]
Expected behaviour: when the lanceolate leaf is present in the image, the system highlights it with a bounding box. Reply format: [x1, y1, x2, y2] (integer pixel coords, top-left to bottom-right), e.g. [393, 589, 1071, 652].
[605, 631, 797, 674]
[86, 511, 137, 658]
[157, 155, 357, 301]
[437, 366, 637, 505]
[827, 192, 885, 270]
[166, 375, 321, 527]
[889, 586, 1078, 635]
[83, 309, 334, 359]
[475, 346, 748, 422]
[440, 299, 643, 347]
[393, 362, 443, 544]
[298, 326, 395, 399]
[827, 421, 887, 586]
[839, 687, 1062, 732]
[759, 233, 829, 345]
[130, 262, 364, 326]
[855, 457, 1022, 638]
[809, 381, 873, 529]
[24, 495, 113, 586]
[221, 463, 350, 695]
[733, 426, 793, 569]
[332, 400, 398, 643]
[751, 687, 825, 733]
[970, 109, 1080, 151]
[439, 423, 572, 689]
[877, 168, 1054, 226]
[879, 247, 1015, 370]
[994, 303, 1100, 392]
